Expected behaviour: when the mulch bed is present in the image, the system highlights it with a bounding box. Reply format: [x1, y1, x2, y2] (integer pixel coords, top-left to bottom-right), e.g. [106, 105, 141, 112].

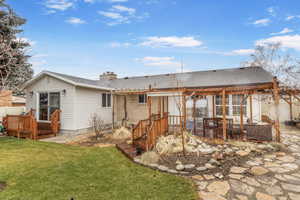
[0, 181, 6, 192]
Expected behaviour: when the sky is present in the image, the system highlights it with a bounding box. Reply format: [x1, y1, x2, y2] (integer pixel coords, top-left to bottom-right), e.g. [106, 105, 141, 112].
[8, 0, 300, 79]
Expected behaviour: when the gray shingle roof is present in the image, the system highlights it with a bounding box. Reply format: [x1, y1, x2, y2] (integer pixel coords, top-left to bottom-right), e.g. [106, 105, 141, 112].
[43, 66, 274, 91]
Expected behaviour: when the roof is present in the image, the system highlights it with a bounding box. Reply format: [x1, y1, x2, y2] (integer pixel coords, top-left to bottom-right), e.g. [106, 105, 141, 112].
[24, 67, 274, 91]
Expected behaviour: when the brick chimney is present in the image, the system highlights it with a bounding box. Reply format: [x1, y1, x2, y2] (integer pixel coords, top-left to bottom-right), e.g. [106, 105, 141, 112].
[99, 71, 117, 81]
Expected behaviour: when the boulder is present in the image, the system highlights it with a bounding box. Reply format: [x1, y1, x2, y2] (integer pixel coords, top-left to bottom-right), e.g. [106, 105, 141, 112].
[140, 151, 160, 165]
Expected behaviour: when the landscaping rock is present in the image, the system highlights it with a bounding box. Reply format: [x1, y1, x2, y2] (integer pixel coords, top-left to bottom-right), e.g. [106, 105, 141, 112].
[241, 177, 260, 187]
[265, 185, 283, 196]
[230, 166, 247, 174]
[140, 151, 160, 165]
[112, 127, 131, 139]
[229, 174, 244, 180]
[289, 193, 300, 200]
[157, 165, 169, 171]
[236, 150, 250, 157]
[176, 164, 185, 171]
[196, 166, 207, 172]
[250, 166, 269, 176]
[281, 183, 300, 193]
[197, 181, 208, 190]
[184, 164, 195, 169]
[214, 173, 224, 179]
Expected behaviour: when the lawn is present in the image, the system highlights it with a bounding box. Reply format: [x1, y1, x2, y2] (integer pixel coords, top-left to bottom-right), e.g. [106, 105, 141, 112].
[0, 137, 197, 200]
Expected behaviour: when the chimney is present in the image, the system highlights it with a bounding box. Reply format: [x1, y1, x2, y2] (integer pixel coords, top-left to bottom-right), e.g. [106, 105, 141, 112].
[99, 71, 117, 81]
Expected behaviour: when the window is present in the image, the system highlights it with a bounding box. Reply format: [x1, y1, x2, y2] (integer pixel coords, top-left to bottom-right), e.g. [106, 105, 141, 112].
[232, 94, 247, 116]
[215, 95, 229, 116]
[214, 94, 247, 116]
[138, 94, 147, 104]
[39, 92, 60, 121]
[102, 93, 111, 108]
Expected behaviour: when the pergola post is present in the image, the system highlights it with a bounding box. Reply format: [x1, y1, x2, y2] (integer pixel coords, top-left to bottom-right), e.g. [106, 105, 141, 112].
[182, 95, 187, 130]
[193, 97, 196, 134]
[240, 102, 244, 136]
[158, 96, 162, 117]
[148, 85, 152, 121]
[289, 94, 293, 121]
[273, 77, 281, 142]
[250, 95, 253, 124]
[212, 95, 216, 118]
[222, 89, 227, 140]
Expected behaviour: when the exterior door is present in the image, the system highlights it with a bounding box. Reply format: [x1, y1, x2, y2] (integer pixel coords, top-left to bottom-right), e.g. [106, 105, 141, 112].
[38, 92, 60, 121]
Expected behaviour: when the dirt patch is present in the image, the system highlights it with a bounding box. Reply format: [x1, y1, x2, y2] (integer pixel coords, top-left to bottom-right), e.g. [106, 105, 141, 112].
[73, 134, 128, 147]
[0, 181, 6, 192]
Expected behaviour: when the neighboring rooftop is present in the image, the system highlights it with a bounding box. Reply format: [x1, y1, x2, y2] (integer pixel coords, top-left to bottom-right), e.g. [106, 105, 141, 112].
[25, 66, 274, 91]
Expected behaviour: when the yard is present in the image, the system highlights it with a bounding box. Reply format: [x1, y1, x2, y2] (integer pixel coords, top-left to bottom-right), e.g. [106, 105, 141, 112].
[0, 137, 197, 200]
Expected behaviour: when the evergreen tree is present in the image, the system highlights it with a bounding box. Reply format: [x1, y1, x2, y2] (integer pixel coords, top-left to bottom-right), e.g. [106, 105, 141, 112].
[0, 0, 33, 94]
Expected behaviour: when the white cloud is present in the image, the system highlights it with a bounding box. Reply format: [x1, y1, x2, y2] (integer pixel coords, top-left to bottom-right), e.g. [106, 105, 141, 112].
[270, 28, 293, 35]
[108, 0, 128, 2]
[252, 18, 271, 26]
[267, 7, 276, 17]
[66, 17, 86, 24]
[45, 0, 73, 11]
[230, 49, 255, 55]
[256, 34, 300, 51]
[112, 5, 135, 15]
[84, 0, 95, 3]
[109, 42, 131, 47]
[140, 36, 203, 48]
[137, 56, 181, 67]
[98, 11, 129, 25]
[285, 15, 300, 21]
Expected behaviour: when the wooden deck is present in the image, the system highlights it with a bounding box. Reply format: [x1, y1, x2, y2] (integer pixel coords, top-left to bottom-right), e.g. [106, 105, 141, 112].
[3, 109, 61, 140]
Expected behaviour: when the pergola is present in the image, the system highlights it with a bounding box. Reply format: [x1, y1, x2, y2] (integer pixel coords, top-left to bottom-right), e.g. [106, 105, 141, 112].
[115, 77, 300, 143]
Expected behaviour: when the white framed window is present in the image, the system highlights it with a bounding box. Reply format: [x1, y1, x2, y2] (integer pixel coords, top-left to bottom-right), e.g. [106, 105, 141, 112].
[138, 94, 147, 104]
[232, 94, 247, 116]
[102, 93, 111, 108]
[215, 95, 229, 116]
[38, 92, 60, 121]
[215, 94, 247, 116]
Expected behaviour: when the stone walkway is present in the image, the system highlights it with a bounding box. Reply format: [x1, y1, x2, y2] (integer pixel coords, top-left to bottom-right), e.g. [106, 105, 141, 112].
[194, 127, 300, 200]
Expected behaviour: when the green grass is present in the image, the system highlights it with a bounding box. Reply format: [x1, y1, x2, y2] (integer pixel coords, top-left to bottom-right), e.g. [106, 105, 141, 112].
[0, 137, 197, 200]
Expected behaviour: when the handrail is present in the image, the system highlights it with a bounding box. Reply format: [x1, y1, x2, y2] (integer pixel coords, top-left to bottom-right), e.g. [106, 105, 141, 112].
[50, 109, 61, 136]
[133, 113, 169, 151]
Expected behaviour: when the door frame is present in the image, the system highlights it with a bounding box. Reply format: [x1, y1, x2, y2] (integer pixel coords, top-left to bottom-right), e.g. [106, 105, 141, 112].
[36, 91, 61, 122]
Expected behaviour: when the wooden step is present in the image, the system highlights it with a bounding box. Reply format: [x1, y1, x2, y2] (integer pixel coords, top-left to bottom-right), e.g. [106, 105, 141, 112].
[116, 143, 143, 160]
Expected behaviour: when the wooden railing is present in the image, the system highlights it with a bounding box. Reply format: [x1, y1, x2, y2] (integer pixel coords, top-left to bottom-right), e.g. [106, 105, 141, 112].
[3, 109, 61, 140]
[132, 113, 169, 151]
[50, 110, 61, 136]
[3, 114, 38, 139]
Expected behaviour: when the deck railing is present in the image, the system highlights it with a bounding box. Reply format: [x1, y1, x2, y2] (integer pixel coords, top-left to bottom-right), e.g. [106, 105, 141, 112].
[3, 109, 61, 140]
[132, 112, 169, 151]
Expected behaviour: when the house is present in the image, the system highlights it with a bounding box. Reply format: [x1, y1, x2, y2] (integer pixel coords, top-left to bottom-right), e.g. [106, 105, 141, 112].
[0, 90, 25, 107]
[23, 66, 298, 140]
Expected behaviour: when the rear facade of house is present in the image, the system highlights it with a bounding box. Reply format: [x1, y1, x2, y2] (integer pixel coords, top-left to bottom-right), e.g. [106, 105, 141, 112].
[23, 67, 298, 134]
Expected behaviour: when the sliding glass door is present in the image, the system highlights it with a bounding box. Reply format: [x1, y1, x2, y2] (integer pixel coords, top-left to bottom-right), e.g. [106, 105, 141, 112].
[39, 92, 60, 121]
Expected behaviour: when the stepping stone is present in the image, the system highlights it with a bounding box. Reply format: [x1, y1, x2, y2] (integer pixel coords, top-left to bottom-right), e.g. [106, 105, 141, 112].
[198, 191, 226, 200]
[277, 156, 295, 163]
[207, 181, 230, 196]
[265, 185, 283, 196]
[257, 176, 278, 186]
[229, 174, 244, 180]
[236, 194, 248, 200]
[192, 175, 204, 181]
[230, 179, 255, 195]
[230, 166, 247, 174]
[289, 193, 300, 200]
[196, 181, 208, 190]
[250, 166, 269, 176]
[256, 192, 276, 200]
[281, 183, 300, 193]
[203, 174, 215, 180]
[241, 177, 261, 187]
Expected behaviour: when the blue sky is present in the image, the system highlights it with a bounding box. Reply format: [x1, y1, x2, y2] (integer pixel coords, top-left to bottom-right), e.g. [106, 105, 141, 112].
[9, 0, 300, 79]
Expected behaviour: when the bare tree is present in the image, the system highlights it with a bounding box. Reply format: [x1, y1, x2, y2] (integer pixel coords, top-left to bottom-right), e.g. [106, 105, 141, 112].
[89, 113, 105, 140]
[243, 42, 300, 89]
